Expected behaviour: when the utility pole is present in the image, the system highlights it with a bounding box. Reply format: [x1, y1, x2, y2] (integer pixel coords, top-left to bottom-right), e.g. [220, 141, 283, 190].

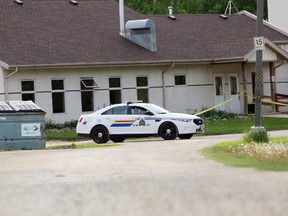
[255, 0, 263, 127]
[250, 0, 268, 142]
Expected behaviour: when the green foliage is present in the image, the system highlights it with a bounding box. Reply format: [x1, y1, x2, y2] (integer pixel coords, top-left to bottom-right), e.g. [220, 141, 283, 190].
[243, 127, 269, 143]
[198, 108, 239, 120]
[45, 119, 78, 129]
[124, 0, 268, 19]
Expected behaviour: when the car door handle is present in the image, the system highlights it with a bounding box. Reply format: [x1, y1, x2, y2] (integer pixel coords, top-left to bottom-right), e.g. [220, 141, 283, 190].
[155, 119, 161, 122]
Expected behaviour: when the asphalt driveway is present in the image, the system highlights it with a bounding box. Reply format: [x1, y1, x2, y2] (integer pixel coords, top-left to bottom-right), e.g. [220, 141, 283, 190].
[1, 131, 288, 216]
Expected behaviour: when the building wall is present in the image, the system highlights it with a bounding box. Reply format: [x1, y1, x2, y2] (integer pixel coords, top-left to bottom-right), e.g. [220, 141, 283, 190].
[3, 61, 281, 123]
[268, 0, 288, 33]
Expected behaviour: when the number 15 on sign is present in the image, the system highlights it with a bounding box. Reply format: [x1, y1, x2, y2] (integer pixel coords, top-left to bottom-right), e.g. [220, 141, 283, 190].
[254, 36, 264, 51]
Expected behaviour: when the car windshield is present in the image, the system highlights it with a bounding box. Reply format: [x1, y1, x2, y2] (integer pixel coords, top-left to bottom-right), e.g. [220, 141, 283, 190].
[145, 104, 169, 114]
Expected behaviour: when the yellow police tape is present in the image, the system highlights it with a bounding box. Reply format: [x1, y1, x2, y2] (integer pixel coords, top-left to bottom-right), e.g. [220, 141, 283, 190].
[247, 95, 288, 107]
[195, 91, 247, 116]
[195, 91, 288, 116]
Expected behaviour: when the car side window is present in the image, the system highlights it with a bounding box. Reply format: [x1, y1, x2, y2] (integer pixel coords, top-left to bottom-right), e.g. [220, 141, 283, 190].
[102, 106, 128, 115]
[130, 106, 148, 115]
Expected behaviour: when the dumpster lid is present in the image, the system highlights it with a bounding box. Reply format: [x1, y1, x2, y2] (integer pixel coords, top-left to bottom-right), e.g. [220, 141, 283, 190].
[0, 101, 15, 113]
[8, 101, 44, 112]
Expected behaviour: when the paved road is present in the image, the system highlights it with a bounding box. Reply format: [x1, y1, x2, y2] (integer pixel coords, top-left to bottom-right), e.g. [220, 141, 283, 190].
[1, 131, 288, 216]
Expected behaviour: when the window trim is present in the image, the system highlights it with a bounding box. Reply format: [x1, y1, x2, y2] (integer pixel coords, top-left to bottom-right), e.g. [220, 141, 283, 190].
[51, 79, 66, 113]
[21, 80, 35, 102]
[80, 78, 99, 89]
[174, 74, 187, 86]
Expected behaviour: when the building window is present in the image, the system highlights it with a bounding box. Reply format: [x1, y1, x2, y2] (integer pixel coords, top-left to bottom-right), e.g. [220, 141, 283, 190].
[109, 78, 121, 104]
[175, 75, 186, 85]
[215, 76, 223, 96]
[51, 79, 65, 113]
[21, 80, 35, 102]
[80, 78, 98, 112]
[136, 76, 149, 103]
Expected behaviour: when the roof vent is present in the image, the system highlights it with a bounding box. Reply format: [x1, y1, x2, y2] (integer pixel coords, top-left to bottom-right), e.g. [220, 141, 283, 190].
[219, 14, 228, 20]
[168, 6, 176, 20]
[69, 0, 78, 5]
[14, 0, 23, 5]
[124, 19, 157, 52]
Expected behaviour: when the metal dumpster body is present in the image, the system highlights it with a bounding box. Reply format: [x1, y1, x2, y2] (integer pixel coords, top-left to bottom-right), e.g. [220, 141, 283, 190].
[0, 101, 46, 150]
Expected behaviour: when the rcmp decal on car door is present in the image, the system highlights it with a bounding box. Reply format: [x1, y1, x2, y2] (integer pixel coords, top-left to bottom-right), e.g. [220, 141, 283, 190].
[110, 120, 135, 127]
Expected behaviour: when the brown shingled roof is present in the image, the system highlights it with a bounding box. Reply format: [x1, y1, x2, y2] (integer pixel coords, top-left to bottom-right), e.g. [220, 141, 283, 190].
[1, 0, 288, 67]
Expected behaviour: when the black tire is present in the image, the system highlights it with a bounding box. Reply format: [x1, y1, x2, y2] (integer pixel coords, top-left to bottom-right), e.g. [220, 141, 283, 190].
[91, 126, 110, 144]
[178, 134, 193, 139]
[159, 122, 178, 140]
[110, 137, 126, 143]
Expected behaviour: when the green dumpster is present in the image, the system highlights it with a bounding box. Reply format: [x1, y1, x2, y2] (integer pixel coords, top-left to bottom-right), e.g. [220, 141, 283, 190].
[0, 101, 46, 150]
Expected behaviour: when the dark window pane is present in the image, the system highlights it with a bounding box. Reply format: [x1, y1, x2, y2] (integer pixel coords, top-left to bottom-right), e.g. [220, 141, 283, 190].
[52, 80, 64, 90]
[102, 106, 127, 115]
[81, 91, 94, 112]
[137, 89, 149, 103]
[109, 78, 121, 88]
[21, 81, 34, 91]
[215, 77, 223, 96]
[52, 92, 65, 113]
[109, 90, 121, 104]
[130, 106, 147, 115]
[137, 77, 148, 87]
[22, 93, 35, 102]
[175, 75, 186, 85]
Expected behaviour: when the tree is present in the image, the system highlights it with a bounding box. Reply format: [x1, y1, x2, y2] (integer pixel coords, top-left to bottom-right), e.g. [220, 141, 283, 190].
[123, 0, 268, 18]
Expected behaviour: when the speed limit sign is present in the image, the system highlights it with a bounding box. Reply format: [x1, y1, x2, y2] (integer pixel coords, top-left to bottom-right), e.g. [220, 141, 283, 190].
[254, 36, 264, 50]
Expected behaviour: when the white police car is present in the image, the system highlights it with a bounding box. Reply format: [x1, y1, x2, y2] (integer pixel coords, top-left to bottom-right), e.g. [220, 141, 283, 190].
[76, 102, 204, 143]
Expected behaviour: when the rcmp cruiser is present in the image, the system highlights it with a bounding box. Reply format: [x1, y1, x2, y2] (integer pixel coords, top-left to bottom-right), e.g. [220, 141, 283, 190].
[76, 102, 204, 143]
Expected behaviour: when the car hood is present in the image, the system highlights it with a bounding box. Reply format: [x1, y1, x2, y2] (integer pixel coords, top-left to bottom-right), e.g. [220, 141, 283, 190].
[158, 113, 200, 119]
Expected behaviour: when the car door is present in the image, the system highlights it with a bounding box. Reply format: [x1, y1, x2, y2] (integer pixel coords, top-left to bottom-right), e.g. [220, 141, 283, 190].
[101, 105, 134, 135]
[128, 106, 156, 135]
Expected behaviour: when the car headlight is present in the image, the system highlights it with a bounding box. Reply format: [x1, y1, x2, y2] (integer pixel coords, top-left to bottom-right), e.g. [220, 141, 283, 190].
[177, 118, 192, 123]
[193, 118, 203, 125]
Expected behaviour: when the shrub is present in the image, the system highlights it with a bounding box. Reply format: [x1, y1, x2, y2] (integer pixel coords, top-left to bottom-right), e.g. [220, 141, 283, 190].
[45, 119, 78, 129]
[243, 126, 269, 143]
[189, 107, 240, 120]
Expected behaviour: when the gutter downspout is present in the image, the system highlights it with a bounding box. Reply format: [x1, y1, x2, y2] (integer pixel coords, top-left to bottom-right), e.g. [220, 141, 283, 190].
[162, 62, 174, 109]
[4, 67, 18, 100]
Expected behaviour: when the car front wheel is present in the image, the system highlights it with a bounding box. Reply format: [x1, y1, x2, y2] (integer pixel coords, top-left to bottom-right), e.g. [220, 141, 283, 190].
[159, 122, 178, 140]
[91, 126, 110, 144]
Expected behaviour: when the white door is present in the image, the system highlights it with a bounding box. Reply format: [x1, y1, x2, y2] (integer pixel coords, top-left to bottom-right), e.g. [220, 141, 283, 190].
[214, 74, 225, 111]
[228, 73, 241, 113]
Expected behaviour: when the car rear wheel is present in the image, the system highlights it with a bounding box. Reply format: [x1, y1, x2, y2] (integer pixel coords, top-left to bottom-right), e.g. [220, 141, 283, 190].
[91, 126, 110, 144]
[178, 134, 193, 139]
[159, 122, 178, 140]
[110, 137, 126, 143]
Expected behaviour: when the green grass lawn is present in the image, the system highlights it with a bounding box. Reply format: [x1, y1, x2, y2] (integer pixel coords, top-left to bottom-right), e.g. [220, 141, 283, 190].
[203, 117, 288, 135]
[202, 137, 288, 171]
